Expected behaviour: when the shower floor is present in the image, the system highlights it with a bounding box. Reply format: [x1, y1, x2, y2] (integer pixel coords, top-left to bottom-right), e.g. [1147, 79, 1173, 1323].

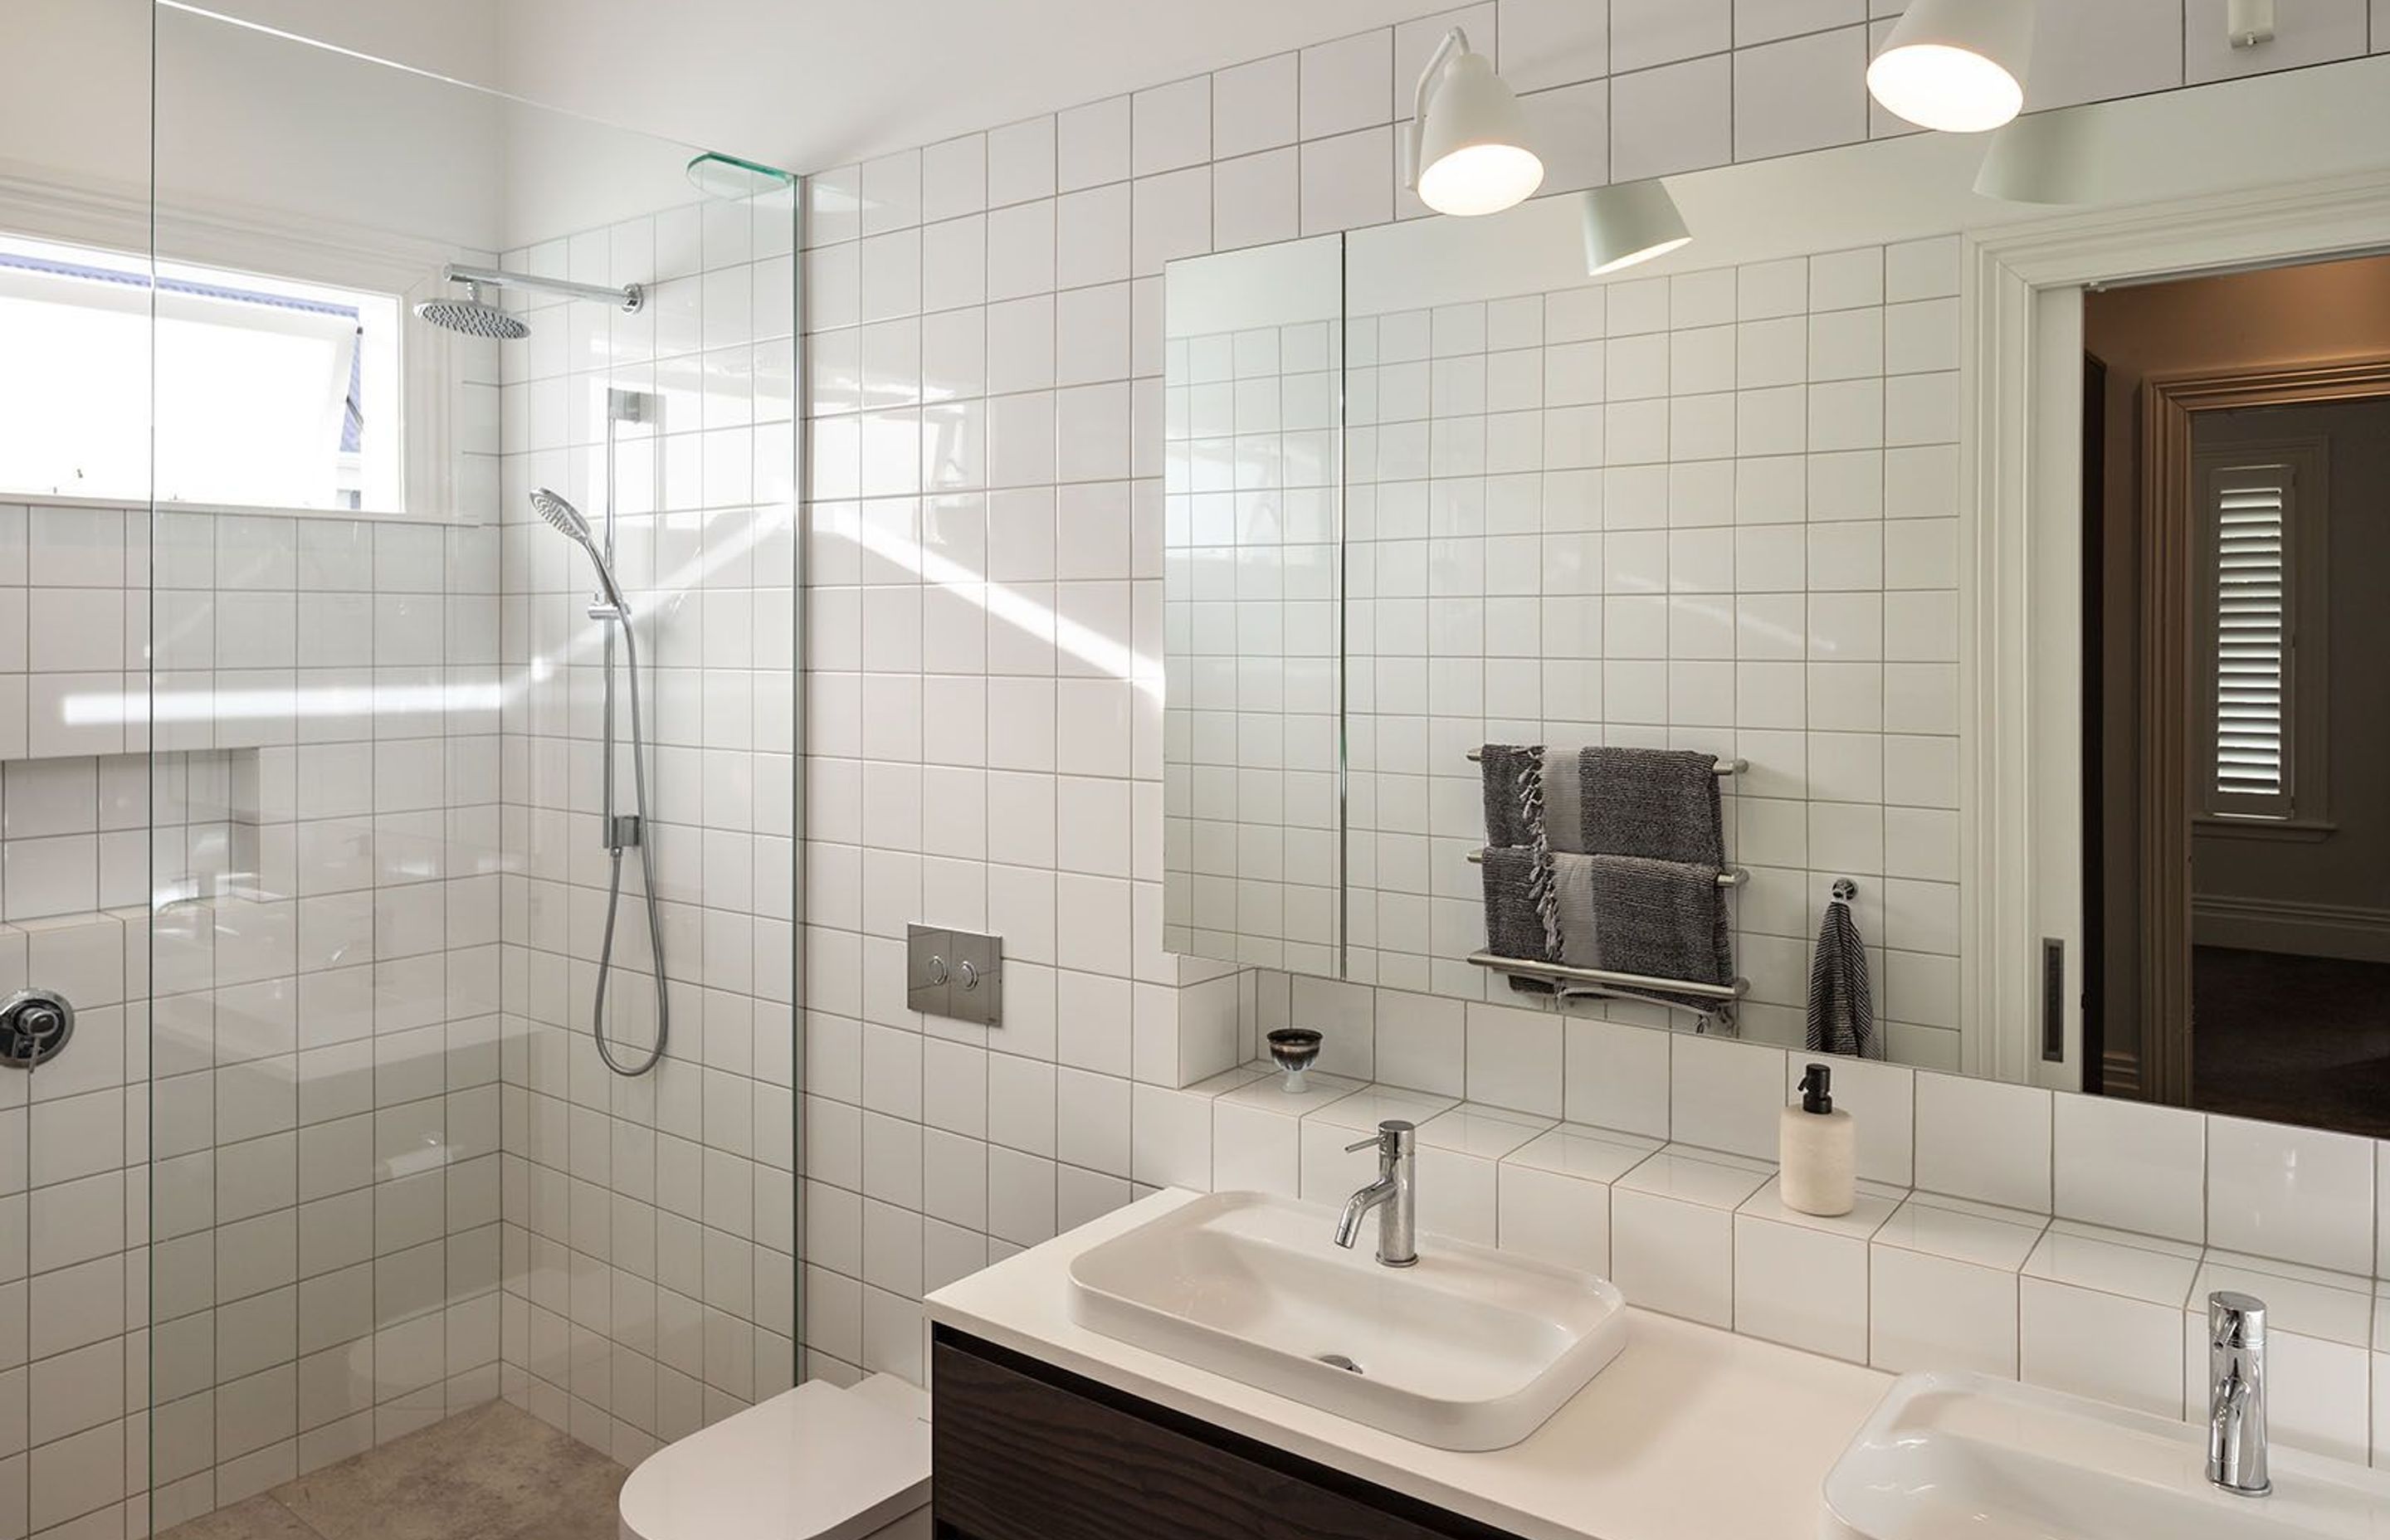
[159, 1401, 627, 1540]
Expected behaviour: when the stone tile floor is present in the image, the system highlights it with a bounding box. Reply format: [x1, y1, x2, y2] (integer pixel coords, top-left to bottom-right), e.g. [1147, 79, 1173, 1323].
[159, 1401, 627, 1540]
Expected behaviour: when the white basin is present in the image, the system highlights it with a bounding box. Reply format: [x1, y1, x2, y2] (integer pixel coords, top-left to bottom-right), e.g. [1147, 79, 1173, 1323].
[1063, 1189, 1628, 1451]
[1826, 1371, 2390, 1540]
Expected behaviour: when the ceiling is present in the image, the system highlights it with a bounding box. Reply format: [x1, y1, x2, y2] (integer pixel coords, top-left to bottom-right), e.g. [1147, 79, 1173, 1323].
[485, 0, 1437, 173]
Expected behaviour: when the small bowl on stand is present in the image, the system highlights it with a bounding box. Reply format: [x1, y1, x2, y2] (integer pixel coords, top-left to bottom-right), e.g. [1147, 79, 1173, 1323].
[1266, 1027, 1324, 1094]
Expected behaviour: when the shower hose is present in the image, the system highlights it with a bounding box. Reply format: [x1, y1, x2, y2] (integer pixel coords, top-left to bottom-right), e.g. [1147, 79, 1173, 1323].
[593, 619, 670, 1076]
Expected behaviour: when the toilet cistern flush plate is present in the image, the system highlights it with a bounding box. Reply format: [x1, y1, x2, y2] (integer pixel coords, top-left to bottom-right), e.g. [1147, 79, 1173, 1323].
[1065, 1190, 1628, 1451]
[1825, 1371, 2390, 1540]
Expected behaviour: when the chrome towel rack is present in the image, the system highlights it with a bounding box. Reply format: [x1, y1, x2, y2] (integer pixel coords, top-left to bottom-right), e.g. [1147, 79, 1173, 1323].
[1466, 748, 1747, 776]
[1466, 952, 1749, 1011]
[1464, 849, 1747, 888]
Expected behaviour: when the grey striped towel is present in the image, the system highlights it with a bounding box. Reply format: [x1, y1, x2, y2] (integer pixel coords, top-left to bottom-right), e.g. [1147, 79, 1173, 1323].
[1807, 893, 1880, 1059]
[1480, 846, 1558, 996]
[1554, 852, 1734, 1016]
[1479, 745, 1543, 848]
[1479, 744, 1562, 965]
[1580, 747, 1725, 866]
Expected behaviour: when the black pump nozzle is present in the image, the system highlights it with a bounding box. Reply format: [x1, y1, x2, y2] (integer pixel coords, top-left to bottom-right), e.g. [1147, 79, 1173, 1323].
[1799, 1062, 1833, 1114]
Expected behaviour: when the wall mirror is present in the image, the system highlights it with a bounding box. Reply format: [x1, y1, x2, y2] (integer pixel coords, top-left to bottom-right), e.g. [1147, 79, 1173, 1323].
[1163, 50, 2390, 1138]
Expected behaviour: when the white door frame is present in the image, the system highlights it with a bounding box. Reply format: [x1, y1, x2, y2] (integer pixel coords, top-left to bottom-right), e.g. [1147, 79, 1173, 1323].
[1963, 168, 2390, 1089]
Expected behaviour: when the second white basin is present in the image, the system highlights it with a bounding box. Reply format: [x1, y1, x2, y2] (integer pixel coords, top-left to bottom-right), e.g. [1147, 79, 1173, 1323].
[1064, 1189, 1628, 1451]
[1826, 1371, 2390, 1540]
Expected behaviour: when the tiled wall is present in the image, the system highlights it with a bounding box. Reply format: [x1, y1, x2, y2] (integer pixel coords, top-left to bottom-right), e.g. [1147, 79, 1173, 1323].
[0, 497, 515, 1538]
[1340, 241, 1964, 1065]
[0, 755, 151, 922]
[797, 0, 2390, 1392]
[1118, 995, 2390, 1470]
[492, 192, 802, 1467]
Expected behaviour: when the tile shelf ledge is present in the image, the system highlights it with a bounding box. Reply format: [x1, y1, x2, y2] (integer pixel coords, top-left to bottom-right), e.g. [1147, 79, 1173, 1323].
[1, 489, 489, 528]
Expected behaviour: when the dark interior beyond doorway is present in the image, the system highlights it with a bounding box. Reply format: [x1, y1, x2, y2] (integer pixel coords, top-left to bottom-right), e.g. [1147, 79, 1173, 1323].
[2193, 946, 2390, 1138]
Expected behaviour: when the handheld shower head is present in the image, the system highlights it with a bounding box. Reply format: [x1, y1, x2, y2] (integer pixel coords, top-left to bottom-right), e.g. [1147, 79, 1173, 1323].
[530, 486, 593, 543]
[530, 487, 626, 612]
[415, 281, 529, 340]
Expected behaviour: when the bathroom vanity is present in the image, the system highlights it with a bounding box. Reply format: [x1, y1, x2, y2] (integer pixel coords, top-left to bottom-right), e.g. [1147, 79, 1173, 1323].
[926, 1191, 1890, 1540]
[932, 1329, 1521, 1540]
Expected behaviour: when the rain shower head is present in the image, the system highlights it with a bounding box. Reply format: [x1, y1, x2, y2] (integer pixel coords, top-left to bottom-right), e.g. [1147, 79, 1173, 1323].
[530, 487, 627, 613]
[417, 263, 644, 341]
[415, 281, 529, 340]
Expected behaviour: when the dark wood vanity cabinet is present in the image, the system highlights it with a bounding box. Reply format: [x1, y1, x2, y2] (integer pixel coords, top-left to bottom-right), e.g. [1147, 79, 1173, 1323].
[931, 1327, 1527, 1540]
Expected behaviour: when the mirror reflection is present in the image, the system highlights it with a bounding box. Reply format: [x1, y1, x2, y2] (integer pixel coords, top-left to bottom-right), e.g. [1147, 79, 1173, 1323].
[1162, 50, 2390, 1138]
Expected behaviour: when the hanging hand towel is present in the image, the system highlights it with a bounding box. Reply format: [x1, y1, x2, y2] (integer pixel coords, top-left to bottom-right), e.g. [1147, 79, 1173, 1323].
[1806, 886, 1880, 1059]
[1580, 747, 1725, 866]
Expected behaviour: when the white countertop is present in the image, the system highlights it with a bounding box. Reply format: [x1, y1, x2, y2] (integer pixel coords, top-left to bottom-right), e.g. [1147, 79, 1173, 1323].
[924, 1189, 1895, 1540]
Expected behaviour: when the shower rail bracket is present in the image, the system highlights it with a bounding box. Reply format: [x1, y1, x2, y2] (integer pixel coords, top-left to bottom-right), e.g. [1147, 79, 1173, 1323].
[608, 813, 644, 850]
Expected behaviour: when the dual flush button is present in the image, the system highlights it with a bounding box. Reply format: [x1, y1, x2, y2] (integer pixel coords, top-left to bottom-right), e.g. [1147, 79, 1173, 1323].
[907, 924, 1003, 1027]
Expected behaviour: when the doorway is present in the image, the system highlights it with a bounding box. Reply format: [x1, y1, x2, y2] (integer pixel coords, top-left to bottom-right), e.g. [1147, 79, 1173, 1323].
[2084, 251, 2390, 1134]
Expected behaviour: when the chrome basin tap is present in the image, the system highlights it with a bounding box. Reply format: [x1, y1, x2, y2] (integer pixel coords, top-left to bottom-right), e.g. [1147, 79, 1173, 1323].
[2208, 1290, 2270, 1497]
[1334, 1119, 1417, 1267]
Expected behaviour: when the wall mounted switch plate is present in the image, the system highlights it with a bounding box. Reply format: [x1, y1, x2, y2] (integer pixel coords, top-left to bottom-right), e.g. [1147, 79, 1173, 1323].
[908, 924, 1003, 1027]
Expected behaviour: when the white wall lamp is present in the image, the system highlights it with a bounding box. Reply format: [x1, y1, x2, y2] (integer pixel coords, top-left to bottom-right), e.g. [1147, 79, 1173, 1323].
[1866, 0, 2036, 134]
[1580, 180, 1691, 276]
[1973, 112, 2089, 203]
[1405, 27, 1544, 217]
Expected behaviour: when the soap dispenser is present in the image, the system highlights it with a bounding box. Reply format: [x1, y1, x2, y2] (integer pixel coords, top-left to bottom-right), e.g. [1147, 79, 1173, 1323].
[1780, 1063, 1856, 1217]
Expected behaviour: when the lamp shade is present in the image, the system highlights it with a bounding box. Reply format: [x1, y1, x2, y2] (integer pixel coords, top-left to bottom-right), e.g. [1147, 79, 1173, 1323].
[1580, 180, 1691, 276]
[1414, 46, 1544, 216]
[1973, 111, 2090, 203]
[1867, 0, 2036, 134]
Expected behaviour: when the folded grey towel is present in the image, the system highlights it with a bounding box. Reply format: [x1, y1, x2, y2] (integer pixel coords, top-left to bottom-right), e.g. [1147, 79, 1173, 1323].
[1480, 846, 1558, 996]
[1542, 748, 1585, 855]
[1479, 745, 1542, 848]
[1552, 852, 1733, 1016]
[1807, 894, 1881, 1059]
[1581, 747, 1725, 866]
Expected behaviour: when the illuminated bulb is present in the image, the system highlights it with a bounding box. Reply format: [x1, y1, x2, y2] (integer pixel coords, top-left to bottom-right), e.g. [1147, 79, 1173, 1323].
[1866, 0, 2036, 134]
[1408, 31, 1544, 217]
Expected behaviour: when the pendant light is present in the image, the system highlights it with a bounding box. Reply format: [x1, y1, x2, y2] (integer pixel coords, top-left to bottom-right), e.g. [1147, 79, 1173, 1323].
[1866, 0, 2036, 134]
[1580, 180, 1691, 276]
[1407, 28, 1544, 217]
[1973, 112, 2088, 204]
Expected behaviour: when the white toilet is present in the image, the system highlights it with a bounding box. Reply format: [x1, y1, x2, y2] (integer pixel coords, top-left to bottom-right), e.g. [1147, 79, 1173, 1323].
[618, 1373, 933, 1540]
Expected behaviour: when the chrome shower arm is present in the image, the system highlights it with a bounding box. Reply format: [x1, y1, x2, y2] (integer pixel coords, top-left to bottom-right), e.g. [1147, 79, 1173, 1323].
[442, 262, 644, 313]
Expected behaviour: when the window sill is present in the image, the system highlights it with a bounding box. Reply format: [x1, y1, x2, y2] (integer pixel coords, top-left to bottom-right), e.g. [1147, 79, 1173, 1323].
[2, 490, 477, 528]
[2192, 814, 2337, 843]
